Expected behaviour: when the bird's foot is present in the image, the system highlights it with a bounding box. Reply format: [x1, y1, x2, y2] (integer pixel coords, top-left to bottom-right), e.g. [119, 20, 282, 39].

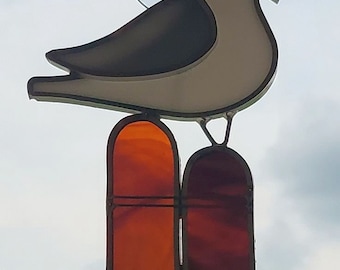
[198, 111, 236, 147]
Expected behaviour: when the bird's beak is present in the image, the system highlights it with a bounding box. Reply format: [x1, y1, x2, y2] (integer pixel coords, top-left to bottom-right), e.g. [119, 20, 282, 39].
[271, 0, 280, 3]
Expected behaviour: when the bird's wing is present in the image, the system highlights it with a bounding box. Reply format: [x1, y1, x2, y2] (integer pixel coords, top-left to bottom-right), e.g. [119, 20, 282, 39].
[46, 0, 217, 78]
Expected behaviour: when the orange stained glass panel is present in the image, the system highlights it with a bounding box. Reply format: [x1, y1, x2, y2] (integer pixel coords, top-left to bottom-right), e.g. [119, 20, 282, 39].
[182, 147, 254, 270]
[106, 116, 179, 270]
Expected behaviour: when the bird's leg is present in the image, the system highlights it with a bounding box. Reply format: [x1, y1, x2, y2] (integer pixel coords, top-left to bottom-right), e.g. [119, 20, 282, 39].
[198, 111, 237, 147]
[221, 111, 236, 146]
[198, 118, 218, 145]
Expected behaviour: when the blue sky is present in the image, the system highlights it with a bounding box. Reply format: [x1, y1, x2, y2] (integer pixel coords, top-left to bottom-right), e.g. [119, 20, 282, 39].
[1, 0, 339, 269]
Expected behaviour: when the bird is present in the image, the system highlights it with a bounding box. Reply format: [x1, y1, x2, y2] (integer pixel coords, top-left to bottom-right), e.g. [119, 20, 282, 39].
[28, 0, 279, 121]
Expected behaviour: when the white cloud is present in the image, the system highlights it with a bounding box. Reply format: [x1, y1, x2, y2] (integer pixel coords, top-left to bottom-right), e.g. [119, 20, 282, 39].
[304, 242, 340, 270]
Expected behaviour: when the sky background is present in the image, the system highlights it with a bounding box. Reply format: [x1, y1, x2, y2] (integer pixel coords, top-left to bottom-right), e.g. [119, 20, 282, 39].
[1, 0, 339, 269]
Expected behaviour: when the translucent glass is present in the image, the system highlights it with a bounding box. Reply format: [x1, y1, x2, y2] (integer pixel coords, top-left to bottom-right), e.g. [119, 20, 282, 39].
[107, 119, 179, 270]
[182, 148, 254, 270]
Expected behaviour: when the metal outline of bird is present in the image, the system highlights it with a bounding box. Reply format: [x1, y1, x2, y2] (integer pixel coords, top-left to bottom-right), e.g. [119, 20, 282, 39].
[28, 0, 279, 121]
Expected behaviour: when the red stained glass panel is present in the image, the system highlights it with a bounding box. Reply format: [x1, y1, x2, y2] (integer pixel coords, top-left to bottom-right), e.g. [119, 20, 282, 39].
[182, 147, 254, 270]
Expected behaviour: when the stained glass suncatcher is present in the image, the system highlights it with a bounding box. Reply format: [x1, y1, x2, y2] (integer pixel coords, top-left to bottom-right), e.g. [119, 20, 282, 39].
[26, 0, 281, 268]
